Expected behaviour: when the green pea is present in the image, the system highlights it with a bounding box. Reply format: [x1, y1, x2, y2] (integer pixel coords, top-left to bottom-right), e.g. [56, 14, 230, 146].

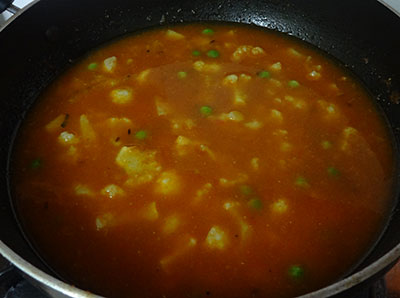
[289, 265, 304, 279]
[258, 70, 271, 79]
[192, 50, 201, 57]
[327, 166, 340, 177]
[177, 71, 187, 79]
[30, 158, 42, 170]
[200, 106, 213, 116]
[288, 80, 300, 88]
[88, 63, 98, 70]
[248, 198, 263, 210]
[240, 185, 253, 196]
[135, 130, 147, 140]
[295, 176, 309, 188]
[321, 140, 332, 150]
[202, 28, 214, 35]
[207, 50, 220, 58]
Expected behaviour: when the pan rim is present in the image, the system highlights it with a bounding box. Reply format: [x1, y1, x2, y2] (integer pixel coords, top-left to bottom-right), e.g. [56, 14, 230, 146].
[1, 0, 400, 297]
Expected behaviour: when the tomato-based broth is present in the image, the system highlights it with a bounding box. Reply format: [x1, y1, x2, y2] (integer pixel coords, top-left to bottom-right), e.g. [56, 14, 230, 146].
[12, 24, 395, 298]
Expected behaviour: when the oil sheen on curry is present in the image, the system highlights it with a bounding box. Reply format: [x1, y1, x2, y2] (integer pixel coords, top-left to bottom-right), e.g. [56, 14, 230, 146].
[12, 24, 394, 298]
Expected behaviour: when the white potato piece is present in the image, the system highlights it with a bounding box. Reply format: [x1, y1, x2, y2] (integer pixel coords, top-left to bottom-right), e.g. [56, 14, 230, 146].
[307, 70, 321, 80]
[80, 115, 96, 142]
[199, 144, 216, 160]
[45, 114, 67, 132]
[96, 213, 114, 231]
[193, 183, 212, 203]
[141, 201, 159, 221]
[160, 235, 197, 272]
[137, 69, 151, 83]
[165, 29, 185, 40]
[245, 120, 263, 130]
[219, 173, 248, 187]
[155, 97, 171, 116]
[280, 142, 292, 152]
[67, 145, 77, 157]
[287, 47, 303, 58]
[223, 201, 252, 241]
[317, 100, 344, 122]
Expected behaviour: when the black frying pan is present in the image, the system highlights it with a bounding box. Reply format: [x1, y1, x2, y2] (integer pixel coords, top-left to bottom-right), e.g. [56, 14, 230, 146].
[1, 0, 400, 297]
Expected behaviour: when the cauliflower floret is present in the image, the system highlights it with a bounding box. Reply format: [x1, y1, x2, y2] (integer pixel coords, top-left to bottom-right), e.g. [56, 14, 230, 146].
[58, 131, 79, 145]
[103, 56, 117, 72]
[74, 184, 94, 196]
[171, 118, 196, 133]
[101, 184, 125, 199]
[193, 61, 221, 73]
[160, 235, 197, 272]
[317, 100, 343, 121]
[239, 73, 252, 82]
[231, 45, 265, 62]
[110, 88, 133, 104]
[270, 62, 282, 72]
[205, 226, 229, 250]
[219, 111, 244, 122]
[107, 117, 132, 126]
[223, 74, 238, 85]
[163, 214, 180, 235]
[154, 171, 181, 195]
[340, 127, 359, 152]
[175, 135, 194, 156]
[271, 199, 288, 214]
[116, 146, 162, 187]
[251, 157, 260, 171]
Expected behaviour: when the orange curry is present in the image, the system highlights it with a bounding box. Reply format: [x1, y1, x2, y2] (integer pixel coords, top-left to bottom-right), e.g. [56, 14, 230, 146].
[12, 24, 395, 298]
